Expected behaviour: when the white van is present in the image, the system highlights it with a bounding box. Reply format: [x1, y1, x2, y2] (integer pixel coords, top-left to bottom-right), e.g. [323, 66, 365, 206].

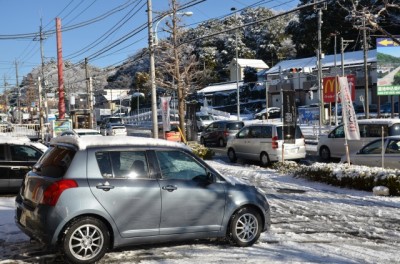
[317, 118, 400, 160]
[227, 122, 306, 166]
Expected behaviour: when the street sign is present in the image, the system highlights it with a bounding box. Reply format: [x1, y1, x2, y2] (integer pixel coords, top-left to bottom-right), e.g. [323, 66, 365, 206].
[323, 75, 355, 103]
[377, 37, 400, 95]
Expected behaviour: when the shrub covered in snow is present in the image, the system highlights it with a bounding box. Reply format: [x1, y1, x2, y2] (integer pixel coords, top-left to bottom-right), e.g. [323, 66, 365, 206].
[273, 162, 400, 196]
[188, 142, 215, 160]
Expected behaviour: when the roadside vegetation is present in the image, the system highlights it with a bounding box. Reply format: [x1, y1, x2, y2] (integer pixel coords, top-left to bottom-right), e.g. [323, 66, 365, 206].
[273, 161, 400, 196]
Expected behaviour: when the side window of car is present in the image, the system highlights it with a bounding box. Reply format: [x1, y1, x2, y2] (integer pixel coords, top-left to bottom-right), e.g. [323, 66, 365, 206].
[237, 127, 250, 139]
[10, 145, 42, 161]
[156, 150, 207, 181]
[386, 139, 400, 154]
[250, 126, 261, 138]
[96, 151, 149, 179]
[260, 126, 272, 138]
[333, 126, 345, 138]
[0, 144, 5, 160]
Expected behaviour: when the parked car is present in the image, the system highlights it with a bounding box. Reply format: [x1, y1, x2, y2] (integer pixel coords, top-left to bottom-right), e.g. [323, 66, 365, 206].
[227, 122, 306, 166]
[254, 107, 281, 120]
[196, 113, 215, 131]
[199, 120, 244, 147]
[0, 136, 47, 193]
[15, 136, 270, 264]
[317, 119, 400, 160]
[60, 129, 102, 137]
[340, 136, 400, 169]
[100, 123, 127, 136]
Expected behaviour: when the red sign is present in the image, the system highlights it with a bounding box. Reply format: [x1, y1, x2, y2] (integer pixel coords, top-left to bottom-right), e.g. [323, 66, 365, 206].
[323, 75, 355, 103]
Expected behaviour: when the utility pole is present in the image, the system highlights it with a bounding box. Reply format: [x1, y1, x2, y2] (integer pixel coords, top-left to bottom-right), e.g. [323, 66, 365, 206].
[39, 21, 49, 123]
[38, 77, 44, 142]
[85, 58, 94, 129]
[3, 75, 8, 117]
[147, 0, 158, 139]
[361, 14, 369, 119]
[317, 7, 323, 135]
[15, 60, 21, 124]
[231, 7, 240, 121]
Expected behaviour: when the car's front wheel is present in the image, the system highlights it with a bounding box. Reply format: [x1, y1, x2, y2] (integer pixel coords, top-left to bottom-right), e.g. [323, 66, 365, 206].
[228, 207, 262, 247]
[61, 217, 110, 264]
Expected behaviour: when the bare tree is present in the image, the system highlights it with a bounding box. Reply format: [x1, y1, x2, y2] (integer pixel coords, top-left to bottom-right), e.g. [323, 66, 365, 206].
[339, 0, 400, 45]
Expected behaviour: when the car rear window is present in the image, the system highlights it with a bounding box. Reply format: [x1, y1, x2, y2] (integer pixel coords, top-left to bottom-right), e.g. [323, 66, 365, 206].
[226, 122, 244, 131]
[276, 126, 303, 140]
[34, 146, 76, 178]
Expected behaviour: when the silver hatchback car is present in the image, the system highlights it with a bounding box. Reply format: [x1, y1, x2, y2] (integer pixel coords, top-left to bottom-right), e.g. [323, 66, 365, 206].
[15, 136, 270, 263]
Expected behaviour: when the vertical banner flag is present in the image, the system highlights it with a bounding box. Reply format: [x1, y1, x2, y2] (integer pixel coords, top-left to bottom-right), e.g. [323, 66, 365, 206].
[160, 97, 171, 133]
[282, 90, 296, 144]
[338, 77, 360, 140]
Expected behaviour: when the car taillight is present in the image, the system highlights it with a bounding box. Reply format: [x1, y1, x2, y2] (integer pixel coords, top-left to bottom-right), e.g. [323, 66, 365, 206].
[223, 130, 229, 137]
[272, 136, 278, 149]
[41, 180, 78, 206]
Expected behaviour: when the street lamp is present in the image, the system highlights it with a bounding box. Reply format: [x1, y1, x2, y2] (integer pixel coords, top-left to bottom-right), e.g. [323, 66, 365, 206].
[132, 92, 144, 121]
[154, 11, 193, 45]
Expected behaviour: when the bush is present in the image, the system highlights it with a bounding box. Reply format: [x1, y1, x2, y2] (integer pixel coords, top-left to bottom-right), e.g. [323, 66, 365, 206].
[188, 142, 215, 160]
[273, 162, 400, 196]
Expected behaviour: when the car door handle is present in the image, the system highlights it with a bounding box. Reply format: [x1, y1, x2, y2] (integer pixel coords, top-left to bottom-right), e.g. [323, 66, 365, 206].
[96, 181, 115, 191]
[11, 166, 21, 170]
[162, 185, 178, 192]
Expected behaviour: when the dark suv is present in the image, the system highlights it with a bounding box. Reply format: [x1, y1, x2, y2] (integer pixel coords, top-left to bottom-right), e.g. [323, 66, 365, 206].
[15, 136, 270, 263]
[0, 137, 47, 193]
[200, 120, 244, 147]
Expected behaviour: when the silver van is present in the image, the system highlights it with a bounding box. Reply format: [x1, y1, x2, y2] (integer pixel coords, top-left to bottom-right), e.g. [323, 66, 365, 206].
[227, 122, 306, 166]
[317, 118, 400, 160]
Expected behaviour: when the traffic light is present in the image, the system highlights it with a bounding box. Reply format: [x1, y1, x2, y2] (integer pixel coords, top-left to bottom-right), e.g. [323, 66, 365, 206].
[289, 68, 302, 73]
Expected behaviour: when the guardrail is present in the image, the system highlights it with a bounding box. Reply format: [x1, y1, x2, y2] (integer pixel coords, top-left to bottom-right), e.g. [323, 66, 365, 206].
[0, 124, 50, 139]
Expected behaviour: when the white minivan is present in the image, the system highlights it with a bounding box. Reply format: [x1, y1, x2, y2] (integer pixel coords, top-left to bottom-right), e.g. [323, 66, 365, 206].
[317, 118, 400, 160]
[227, 122, 306, 166]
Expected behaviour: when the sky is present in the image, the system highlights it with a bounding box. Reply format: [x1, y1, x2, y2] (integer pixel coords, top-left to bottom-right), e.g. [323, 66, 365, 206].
[0, 0, 300, 91]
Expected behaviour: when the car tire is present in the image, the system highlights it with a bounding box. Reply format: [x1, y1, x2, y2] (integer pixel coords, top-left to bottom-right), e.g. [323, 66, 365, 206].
[218, 138, 225, 147]
[319, 146, 331, 161]
[61, 217, 110, 264]
[228, 148, 237, 163]
[228, 207, 261, 247]
[260, 152, 270, 167]
[200, 137, 206, 146]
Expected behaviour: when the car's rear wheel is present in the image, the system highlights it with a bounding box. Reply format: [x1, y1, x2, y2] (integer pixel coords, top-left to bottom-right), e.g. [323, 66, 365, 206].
[61, 217, 110, 264]
[319, 146, 331, 161]
[228, 148, 237, 163]
[218, 138, 225, 147]
[228, 207, 261, 247]
[260, 152, 270, 167]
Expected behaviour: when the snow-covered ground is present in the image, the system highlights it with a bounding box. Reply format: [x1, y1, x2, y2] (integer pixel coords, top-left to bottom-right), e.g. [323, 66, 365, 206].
[1, 157, 400, 263]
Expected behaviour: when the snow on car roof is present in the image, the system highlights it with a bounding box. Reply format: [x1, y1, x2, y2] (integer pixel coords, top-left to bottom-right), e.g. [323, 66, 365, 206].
[0, 136, 31, 144]
[50, 135, 190, 150]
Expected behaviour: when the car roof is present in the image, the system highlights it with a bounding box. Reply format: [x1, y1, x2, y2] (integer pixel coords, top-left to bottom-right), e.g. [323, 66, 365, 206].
[49, 135, 190, 151]
[73, 129, 100, 133]
[357, 118, 400, 126]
